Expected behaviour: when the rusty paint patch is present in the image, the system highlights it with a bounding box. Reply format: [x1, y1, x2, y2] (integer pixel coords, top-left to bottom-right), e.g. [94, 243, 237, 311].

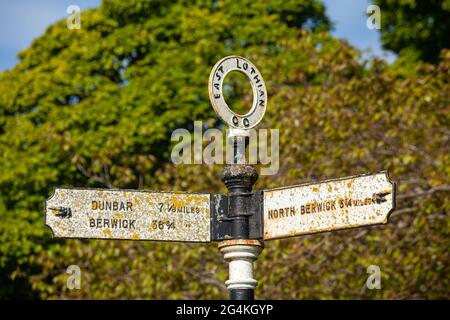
[263, 171, 395, 240]
[45, 188, 211, 242]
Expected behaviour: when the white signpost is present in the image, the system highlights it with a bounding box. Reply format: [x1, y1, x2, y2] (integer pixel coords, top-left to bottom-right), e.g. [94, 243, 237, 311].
[263, 172, 395, 240]
[45, 188, 211, 242]
[44, 56, 397, 300]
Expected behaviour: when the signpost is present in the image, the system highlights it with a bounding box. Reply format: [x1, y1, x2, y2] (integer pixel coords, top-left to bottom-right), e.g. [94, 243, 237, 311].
[263, 172, 395, 240]
[45, 56, 396, 300]
[45, 188, 211, 242]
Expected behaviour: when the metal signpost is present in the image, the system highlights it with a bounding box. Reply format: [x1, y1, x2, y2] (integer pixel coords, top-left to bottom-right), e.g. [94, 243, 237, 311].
[263, 172, 395, 240]
[45, 56, 396, 300]
[46, 189, 211, 242]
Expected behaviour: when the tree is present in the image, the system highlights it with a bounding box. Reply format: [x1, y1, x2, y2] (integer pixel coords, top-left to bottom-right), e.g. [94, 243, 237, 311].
[0, 0, 448, 299]
[374, 0, 450, 63]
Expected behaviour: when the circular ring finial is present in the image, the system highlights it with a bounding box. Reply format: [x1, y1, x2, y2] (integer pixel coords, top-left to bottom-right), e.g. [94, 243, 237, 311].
[208, 56, 267, 129]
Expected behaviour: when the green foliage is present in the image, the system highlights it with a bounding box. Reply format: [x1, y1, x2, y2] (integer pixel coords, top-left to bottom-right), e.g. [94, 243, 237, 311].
[0, 0, 448, 299]
[374, 0, 450, 63]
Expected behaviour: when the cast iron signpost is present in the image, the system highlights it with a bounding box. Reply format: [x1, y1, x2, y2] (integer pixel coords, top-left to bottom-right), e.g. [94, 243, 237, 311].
[45, 56, 396, 300]
[263, 172, 395, 240]
[46, 189, 211, 242]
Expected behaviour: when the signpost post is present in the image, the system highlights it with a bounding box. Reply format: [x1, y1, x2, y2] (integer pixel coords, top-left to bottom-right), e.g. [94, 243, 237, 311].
[45, 56, 396, 300]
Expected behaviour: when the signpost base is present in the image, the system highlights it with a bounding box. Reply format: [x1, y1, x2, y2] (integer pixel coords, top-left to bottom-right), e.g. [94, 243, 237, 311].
[218, 239, 264, 300]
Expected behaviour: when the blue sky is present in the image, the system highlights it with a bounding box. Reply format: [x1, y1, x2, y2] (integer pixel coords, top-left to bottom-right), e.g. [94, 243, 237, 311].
[0, 0, 395, 71]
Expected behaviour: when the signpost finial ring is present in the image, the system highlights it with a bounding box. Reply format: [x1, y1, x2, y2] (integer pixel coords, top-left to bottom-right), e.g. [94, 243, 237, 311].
[208, 56, 267, 129]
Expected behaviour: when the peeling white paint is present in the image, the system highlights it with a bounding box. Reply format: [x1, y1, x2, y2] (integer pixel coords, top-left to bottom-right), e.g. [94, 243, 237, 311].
[45, 188, 211, 242]
[263, 172, 395, 240]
